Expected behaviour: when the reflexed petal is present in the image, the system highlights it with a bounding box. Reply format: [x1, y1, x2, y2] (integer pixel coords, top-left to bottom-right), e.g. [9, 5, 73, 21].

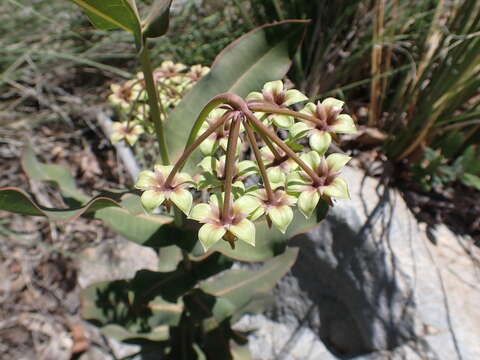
[169, 188, 193, 215]
[141, 190, 165, 212]
[154, 165, 174, 178]
[323, 178, 350, 199]
[135, 170, 156, 189]
[238, 160, 258, 178]
[309, 131, 332, 155]
[284, 89, 308, 106]
[208, 108, 227, 120]
[300, 102, 317, 117]
[263, 80, 284, 96]
[271, 114, 294, 129]
[110, 132, 123, 145]
[199, 137, 218, 155]
[267, 167, 286, 190]
[297, 190, 320, 218]
[300, 151, 321, 171]
[246, 91, 264, 102]
[132, 124, 144, 135]
[125, 134, 139, 146]
[250, 205, 265, 221]
[229, 219, 255, 246]
[326, 153, 351, 173]
[112, 122, 123, 131]
[333, 114, 356, 133]
[198, 156, 218, 174]
[173, 172, 193, 187]
[286, 172, 311, 193]
[322, 97, 344, 110]
[268, 205, 293, 234]
[234, 195, 261, 215]
[289, 122, 311, 139]
[189, 203, 212, 222]
[198, 223, 226, 251]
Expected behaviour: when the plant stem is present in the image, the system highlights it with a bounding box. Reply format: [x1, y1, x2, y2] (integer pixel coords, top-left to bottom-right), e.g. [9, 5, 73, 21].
[249, 104, 321, 126]
[165, 113, 230, 187]
[244, 120, 274, 201]
[245, 112, 323, 185]
[139, 44, 170, 165]
[222, 114, 242, 222]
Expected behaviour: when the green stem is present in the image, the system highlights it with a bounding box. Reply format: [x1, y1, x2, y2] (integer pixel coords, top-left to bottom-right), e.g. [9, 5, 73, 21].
[165, 112, 231, 187]
[222, 114, 242, 222]
[250, 104, 321, 126]
[139, 44, 170, 165]
[244, 120, 274, 201]
[246, 112, 323, 185]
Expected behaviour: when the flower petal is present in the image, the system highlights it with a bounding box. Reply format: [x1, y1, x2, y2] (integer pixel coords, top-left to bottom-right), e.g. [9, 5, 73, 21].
[197, 156, 218, 174]
[189, 203, 212, 222]
[263, 80, 284, 96]
[173, 172, 193, 187]
[333, 114, 356, 133]
[199, 223, 226, 251]
[267, 167, 286, 190]
[326, 153, 351, 173]
[237, 160, 258, 178]
[323, 178, 350, 199]
[110, 132, 123, 145]
[234, 195, 261, 215]
[286, 172, 311, 193]
[246, 91, 264, 103]
[229, 219, 255, 247]
[297, 190, 320, 218]
[154, 165, 174, 178]
[141, 190, 165, 212]
[284, 89, 308, 106]
[289, 122, 311, 139]
[300, 102, 317, 117]
[199, 137, 218, 155]
[271, 114, 294, 129]
[322, 97, 344, 110]
[169, 188, 193, 215]
[300, 151, 321, 172]
[309, 131, 332, 155]
[268, 205, 293, 234]
[135, 170, 156, 190]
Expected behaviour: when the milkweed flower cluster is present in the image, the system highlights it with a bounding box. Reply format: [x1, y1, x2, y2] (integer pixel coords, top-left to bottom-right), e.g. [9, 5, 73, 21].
[108, 61, 210, 146]
[135, 81, 357, 251]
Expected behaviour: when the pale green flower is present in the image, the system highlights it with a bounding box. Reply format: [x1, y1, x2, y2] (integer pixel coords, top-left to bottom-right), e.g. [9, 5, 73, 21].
[189, 194, 261, 251]
[246, 80, 308, 129]
[135, 165, 194, 215]
[111, 121, 144, 146]
[286, 151, 352, 218]
[290, 98, 357, 155]
[248, 189, 297, 234]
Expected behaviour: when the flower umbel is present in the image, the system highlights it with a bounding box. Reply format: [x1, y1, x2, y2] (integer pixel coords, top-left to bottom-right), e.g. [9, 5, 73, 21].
[111, 121, 144, 146]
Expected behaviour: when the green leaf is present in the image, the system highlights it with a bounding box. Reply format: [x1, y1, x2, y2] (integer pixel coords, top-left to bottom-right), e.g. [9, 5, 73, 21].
[142, 0, 173, 38]
[462, 173, 480, 190]
[69, 0, 141, 33]
[200, 248, 299, 323]
[165, 20, 308, 171]
[0, 187, 120, 222]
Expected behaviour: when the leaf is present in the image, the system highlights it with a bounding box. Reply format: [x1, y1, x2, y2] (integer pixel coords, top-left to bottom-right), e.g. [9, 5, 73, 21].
[142, 0, 173, 38]
[462, 145, 480, 175]
[164, 20, 308, 171]
[200, 248, 298, 323]
[462, 173, 480, 190]
[21, 145, 88, 203]
[69, 0, 141, 34]
[0, 187, 120, 222]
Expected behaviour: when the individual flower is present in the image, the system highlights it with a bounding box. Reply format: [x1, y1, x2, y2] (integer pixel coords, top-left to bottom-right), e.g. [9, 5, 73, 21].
[189, 194, 261, 250]
[287, 151, 351, 218]
[197, 109, 243, 155]
[108, 80, 140, 109]
[135, 165, 194, 215]
[290, 98, 356, 155]
[246, 80, 308, 129]
[248, 189, 297, 233]
[153, 61, 187, 82]
[197, 155, 257, 191]
[111, 121, 144, 146]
